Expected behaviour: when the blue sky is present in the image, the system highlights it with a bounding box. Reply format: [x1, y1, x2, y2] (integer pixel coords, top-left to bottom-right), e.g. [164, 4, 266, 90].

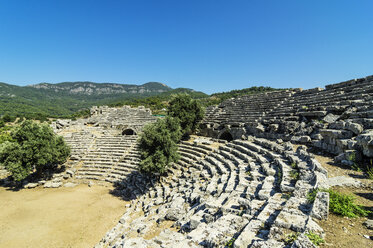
[0, 0, 372, 94]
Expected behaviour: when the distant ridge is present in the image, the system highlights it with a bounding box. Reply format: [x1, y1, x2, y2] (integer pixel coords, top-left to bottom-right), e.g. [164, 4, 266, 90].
[0, 81, 196, 118]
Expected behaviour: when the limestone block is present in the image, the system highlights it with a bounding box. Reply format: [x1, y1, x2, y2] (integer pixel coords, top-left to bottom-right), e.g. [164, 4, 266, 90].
[356, 130, 373, 157]
[311, 191, 329, 220]
[322, 113, 339, 123]
[345, 121, 363, 135]
[319, 129, 353, 139]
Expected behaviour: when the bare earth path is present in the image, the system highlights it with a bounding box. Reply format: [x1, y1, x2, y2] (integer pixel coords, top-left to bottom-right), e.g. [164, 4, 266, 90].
[0, 184, 126, 248]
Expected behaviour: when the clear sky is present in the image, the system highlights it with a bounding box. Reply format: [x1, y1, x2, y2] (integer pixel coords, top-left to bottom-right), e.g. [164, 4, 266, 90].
[0, 0, 372, 94]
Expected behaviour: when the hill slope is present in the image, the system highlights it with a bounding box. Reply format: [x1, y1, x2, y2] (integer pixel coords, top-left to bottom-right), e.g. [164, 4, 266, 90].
[0, 81, 175, 118]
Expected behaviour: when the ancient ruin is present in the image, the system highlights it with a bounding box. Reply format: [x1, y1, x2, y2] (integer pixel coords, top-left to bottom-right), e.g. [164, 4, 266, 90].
[45, 76, 373, 247]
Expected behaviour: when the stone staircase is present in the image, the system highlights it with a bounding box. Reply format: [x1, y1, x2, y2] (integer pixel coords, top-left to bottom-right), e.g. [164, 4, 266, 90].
[75, 134, 139, 183]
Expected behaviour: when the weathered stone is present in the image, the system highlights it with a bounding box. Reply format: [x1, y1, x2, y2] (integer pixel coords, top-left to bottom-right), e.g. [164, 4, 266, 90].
[165, 209, 182, 221]
[323, 113, 339, 123]
[24, 182, 38, 189]
[364, 219, 373, 230]
[356, 130, 373, 157]
[311, 191, 329, 220]
[63, 182, 77, 188]
[44, 181, 62, 188]
[328, 176, 362, 187]
[345, 121, 363, 135]
[291, 234, 317, 248]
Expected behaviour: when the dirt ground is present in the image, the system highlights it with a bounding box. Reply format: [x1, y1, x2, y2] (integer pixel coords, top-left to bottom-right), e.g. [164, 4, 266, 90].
[307, 147, 373, 248]
[0, 184, 127, 248]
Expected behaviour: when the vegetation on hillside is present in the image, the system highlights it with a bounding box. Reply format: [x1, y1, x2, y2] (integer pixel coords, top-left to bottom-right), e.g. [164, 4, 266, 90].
[0, 81, 173, 119]
[0, 121, 70, 181]
[0, 80, 282, 120]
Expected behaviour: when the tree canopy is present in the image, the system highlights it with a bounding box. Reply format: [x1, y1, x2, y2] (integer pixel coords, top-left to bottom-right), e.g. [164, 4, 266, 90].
[167, 94, 204, 137]
[0, 121, 70, 181]
[138, 117, 182, 174]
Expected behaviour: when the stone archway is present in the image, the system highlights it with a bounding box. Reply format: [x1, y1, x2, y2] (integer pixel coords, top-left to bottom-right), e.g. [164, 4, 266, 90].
[218, 130, 233, 142]
[122, 128, 136, 135]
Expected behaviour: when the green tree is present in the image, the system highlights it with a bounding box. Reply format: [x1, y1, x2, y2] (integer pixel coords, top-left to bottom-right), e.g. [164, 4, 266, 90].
[138, 117, 182, 174]
[1, 114, 15, 123]
[0, 121, 70, 181]
[167, 94, 204, 137]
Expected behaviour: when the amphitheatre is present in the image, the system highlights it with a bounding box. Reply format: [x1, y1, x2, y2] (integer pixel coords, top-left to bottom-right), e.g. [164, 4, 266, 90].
[1, 75, 373, 248]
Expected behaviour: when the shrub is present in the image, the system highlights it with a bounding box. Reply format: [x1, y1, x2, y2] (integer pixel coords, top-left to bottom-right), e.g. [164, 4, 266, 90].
[306, 232, 324, 246]
[167, 94, 204, 137]
[0, 121, 70, 181]
[308, 188, 370, 217]
[1, 114, 15, 123]
[138, 117, 182, 174]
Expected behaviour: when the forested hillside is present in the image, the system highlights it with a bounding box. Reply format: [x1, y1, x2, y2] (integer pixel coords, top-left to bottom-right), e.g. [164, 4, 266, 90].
[0, 81, 284, 120]
[0, 81, 173, 118]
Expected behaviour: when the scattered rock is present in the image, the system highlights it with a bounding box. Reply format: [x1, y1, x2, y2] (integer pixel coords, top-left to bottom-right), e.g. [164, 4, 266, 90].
[363, 219, 373, 230]
[24, 182, 38, 189]
[44, 181, 63, 188]
[63, 182, 77, 188]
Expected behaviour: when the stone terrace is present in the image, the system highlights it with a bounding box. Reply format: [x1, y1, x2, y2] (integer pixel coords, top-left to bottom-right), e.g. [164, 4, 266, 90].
[95, 137, 328, 247]
[201, 75, 373, 163]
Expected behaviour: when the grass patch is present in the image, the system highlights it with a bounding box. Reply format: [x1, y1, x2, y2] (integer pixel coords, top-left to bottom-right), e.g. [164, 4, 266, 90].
[308, 188, 370, 218]
[225, 237, 235, 247]
[284, 233, 298, 245]
[290, 170, 299, 180]
[367, 166, 373, 180]
[306, 232, 325, 246]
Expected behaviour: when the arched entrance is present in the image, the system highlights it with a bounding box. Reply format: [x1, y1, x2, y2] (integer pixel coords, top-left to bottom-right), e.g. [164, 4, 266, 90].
[122, 129, 136, 135]
[219, 131, 233, 141]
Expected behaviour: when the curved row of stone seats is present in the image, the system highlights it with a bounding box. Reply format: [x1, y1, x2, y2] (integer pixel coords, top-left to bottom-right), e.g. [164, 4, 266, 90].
[266, 77, 373, 119]
[60, 131, 96, 160]
[202, 75, 373, 160]
[175, 140, 218, 169]
[203, 90, 297, 125]
[95, 137, 328, 248]
[75, 135, 140, 182]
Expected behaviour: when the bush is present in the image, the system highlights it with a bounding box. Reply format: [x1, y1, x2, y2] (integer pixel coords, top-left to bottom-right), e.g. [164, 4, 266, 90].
[138, 117, 182, 174]
[306, 232, 325, 246]
[167, 94, 204, 137]
[1, 114, 15, 123]
[0, 121, 70, 181]
[308, 188, 370, 217]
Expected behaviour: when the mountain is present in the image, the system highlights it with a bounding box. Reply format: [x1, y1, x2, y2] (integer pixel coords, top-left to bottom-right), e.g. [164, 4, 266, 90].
[27, 81, 171, 96]
[0, 81, 193, 118]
